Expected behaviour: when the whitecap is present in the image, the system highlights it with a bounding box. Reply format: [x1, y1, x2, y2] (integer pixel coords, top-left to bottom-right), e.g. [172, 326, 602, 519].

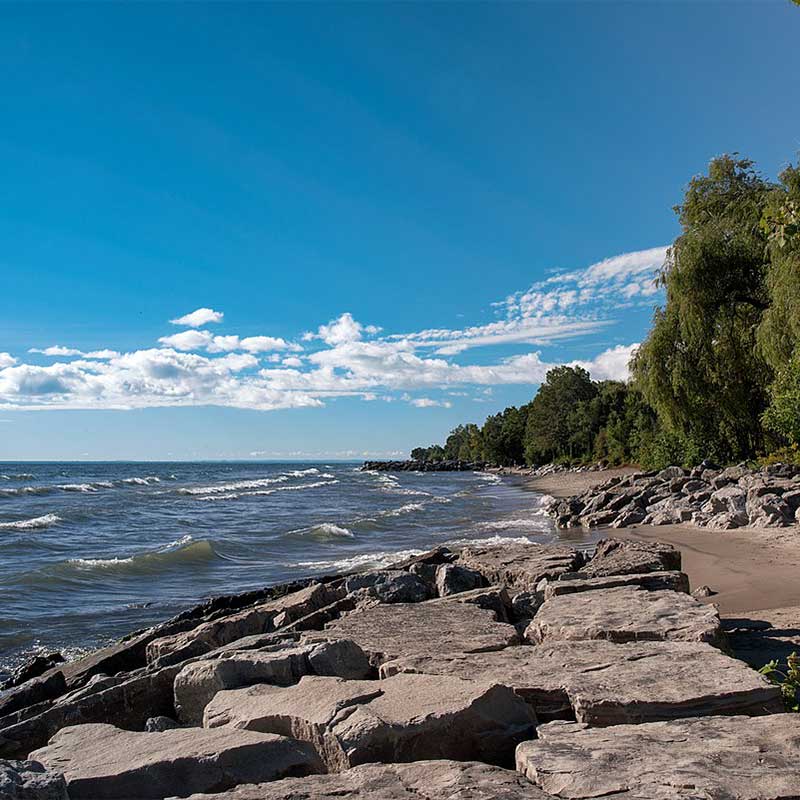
[0, 513, 62, 531]
[178, 476, 289, 495]
[293, 548, 425, 573]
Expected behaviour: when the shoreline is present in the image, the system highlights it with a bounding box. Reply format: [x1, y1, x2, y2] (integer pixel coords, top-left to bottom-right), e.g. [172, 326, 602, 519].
[524, 467, 800, 615]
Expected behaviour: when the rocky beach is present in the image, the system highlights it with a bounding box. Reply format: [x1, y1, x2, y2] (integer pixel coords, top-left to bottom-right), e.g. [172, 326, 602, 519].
[1, 467, 799, 799]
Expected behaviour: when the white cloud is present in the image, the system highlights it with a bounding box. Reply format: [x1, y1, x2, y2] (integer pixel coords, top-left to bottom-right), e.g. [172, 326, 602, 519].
[158, 330, 299, 354]
[312, 312, 381, 346]
[28, 346, 118, 360]
[170, 307, 224, 327]
[409, 397, 453, 408]
[0, 246, 657, 412]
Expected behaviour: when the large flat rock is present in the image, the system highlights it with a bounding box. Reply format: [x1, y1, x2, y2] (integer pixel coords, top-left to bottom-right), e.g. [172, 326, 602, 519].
[382, 640, 781, 724]
[516, 714, 800, 799]
[30, 723, 323, 800]
[578, 537, 681, 578]
[324, 601, 518, 666]
[0, 665, 180, 760]
[544, 571, 689, 600]
[204, 673, 537, 770]
[147, 583, 344, 667]
[527, 586, 727, 649]
[456, 543, 583, 590]
[174, 638, 371, 725]
[170, 760, 550, 800]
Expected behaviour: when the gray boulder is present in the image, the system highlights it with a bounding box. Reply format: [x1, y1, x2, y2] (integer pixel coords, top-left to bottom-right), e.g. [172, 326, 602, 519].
[517, 714, 800, 799]
[168, 759, 549, 800]
[146, 583, 345, 667]
[578, 538, 681, 578]
[204, 673, 537, 770]
[0, 673, 66, 720]
[456, 543, 583, 590]
[706, 484, 747, 515]
[545, 571, 689, 599]
[0, 759, 67, 800]
[30, 723, 323, 800]
[527, 586, 726, 649]
[381, 640, 781, 725]
[0, 665, 180, 760]
[324, 600, 518, 667]
[173, 638, 371, 725]
[434, 564, 485, 596]
[343, 571, 430, 603]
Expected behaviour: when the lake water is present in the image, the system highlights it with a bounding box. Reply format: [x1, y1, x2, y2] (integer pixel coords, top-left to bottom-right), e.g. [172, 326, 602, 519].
[0, 461, 558, 676]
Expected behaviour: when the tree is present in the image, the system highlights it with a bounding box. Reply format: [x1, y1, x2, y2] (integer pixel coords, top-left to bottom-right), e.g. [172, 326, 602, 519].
[523, 366, 597, 464]
[632, 155, 774, 462]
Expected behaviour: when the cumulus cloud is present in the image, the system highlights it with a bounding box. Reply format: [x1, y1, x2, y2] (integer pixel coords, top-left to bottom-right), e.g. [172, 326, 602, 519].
[28, 346, 118, 359]
[158, 331, 299, 354]
[169, 307, 224, 327]
[0, 247, 656, 412]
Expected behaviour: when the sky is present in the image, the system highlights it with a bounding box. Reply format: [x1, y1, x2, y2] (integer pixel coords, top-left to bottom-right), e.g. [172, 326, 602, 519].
[1, 2, 799, 460]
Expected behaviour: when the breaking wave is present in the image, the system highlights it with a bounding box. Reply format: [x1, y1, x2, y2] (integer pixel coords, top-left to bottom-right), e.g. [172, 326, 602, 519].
[194, 479, 338, 502]
[289, 523, 354, 540]
[178, 476, 289, 496]
[293, 547, 424, 573]
[0, 514, 63, 531]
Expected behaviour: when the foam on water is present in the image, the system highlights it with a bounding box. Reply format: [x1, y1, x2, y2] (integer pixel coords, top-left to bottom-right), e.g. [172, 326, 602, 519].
[0, 513, 63, 531]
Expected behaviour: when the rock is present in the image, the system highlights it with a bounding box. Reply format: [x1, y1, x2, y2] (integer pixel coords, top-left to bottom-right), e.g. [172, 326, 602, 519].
[0, 672, 66, 719]
[656, 466, 685, 481]
[144, 716, 180, 732]
[436, 586, 512, 622]
[707, 484, 747, 515]
[0, 759, 67, 800]
[609, 505, 646, 527]
[578, 538, 681, 578]
[147, 583, 345, 667]
[509, 591, 543, 621]
[692, 585, 717, 598]
[342, 571, 431, 604]
[170, 759, 549, 800]
[706, 511, 747, 529]
[174, 638, 371, 725]
[1, 655, 65, 692]
[381, 640, 781, 725]
[746, 493, 792, 527]
[204, 673, 537, 770]
[434, 564, 485, 596]
[527, 586, 726, 649]
[545, 571, 690, 599]
[31, 723, 323, 800]
[0, 665, 180, 760]
[456, 543, 583, 590]
[324, 600, 518, 667]
[516, 713, 800, 799]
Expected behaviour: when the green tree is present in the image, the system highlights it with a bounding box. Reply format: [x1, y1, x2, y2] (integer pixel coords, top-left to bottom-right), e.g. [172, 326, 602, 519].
[524, 366, 597, 464]
[632, 155, 774, 463]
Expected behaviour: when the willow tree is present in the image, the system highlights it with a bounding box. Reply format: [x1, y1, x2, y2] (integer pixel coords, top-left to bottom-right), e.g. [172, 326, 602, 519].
[632, 155, 774, 462]
[759, 163, 800, 446]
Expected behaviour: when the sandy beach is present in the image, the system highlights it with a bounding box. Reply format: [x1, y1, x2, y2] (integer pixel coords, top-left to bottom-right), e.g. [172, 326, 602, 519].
[525, 468, 800, 666]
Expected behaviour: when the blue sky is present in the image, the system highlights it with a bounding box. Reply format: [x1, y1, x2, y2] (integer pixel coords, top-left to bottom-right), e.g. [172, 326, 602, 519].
[1, 2, 798, 460]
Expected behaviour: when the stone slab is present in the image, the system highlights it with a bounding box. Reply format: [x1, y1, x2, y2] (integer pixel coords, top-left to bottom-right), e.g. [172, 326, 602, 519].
[456, 544, 583, 590]
[381, 640, 781, 725]
[30, 723, 323, 800]
[204, 673, 537, 770]
[527, 587, 726, 649]
[516, 714, 800, 799]
[324, 601, 518, 666]
[545, 571, 689, 600]
[169, 760, 550, 800]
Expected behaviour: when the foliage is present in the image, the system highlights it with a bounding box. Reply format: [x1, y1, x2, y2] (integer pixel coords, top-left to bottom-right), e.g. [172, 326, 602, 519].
[759, 652, 800, 712]
[632, 155, 774, 464]
[413, 152, 800, 471]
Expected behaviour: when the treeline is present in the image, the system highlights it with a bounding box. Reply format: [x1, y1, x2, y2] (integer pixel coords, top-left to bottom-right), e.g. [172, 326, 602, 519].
[413, 154, 800, 469]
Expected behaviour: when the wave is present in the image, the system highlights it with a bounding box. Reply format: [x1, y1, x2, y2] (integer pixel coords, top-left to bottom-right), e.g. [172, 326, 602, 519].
[289, 522, 354, 540]
[293, 547, 425, 574]
[476, 473, 502, 485]
[382, 502, 426, 517]
[283, 468, 320, 477]
[194, 479, 338, 502]
[121, 476, 161, 485]
[178, 476, 290, 496]
[0, 486, 53, 498]
[57, 483, 110, 493]
[0, 473, 35, 481]
[446, 533, 536, 547]
[0, 513, 62, 531]
[61, 536, 217, 577]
